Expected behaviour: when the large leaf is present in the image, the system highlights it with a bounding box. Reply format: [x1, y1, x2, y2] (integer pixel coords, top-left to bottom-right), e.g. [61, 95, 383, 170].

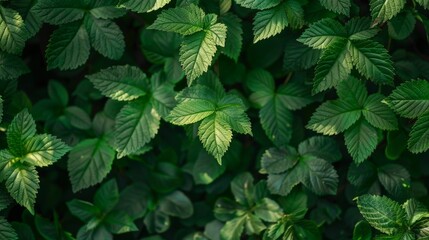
[363, 94, 398, 130]
[22, 134, 70, 167]
[298, 19, 347, 49]
[0, 6, 27, 54]
[408, 113, 429, 153]
[115, 100, 160, 158]
[319, 0, 351, 15]
[7, 109, 36, 156]
[45, 21, 90, 70]
[234, 0, 282, 10]
[120, 0, 172, 13]
[89, 0, 127, 19]
[336, 76, 367, 106]
[220, 13, 243, 61]
[0, 217, 17, 240]
[356, 195, 407, 235]
[0, 51, 30, 80]
[261, 147, 298, 174]
[68, 138, 115, 192]
[86, 65, 147, 101]
[260, 97, 293, 146]
[344, 119, 378, 164]
[33, 0, 85, 25]
[384, 80, 429, 118]
[300, 156, 338, 195]
[167, 99, 216, 125]
[369, 0, 406, 25]
[283, 40, 321, 71]
[298, 136, 342, 163]
[377, 164, 410, 198]
[252, 3, 288, 43]
[346, 17, 380, 40]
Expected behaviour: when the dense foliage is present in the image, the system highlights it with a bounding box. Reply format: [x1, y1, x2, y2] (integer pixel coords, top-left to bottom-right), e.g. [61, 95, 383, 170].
[1, 0, 429, 239]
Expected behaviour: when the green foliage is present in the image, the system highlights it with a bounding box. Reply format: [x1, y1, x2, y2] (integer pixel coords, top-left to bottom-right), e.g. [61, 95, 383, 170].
[1, 0, 429, 239]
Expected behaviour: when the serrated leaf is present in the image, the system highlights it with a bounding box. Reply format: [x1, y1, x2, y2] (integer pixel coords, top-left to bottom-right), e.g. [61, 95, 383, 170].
[363, 94, 398, 130]
[349, 40, 394, 85]
[33, 0, 85, 25]
[94, 179, 119, 212]
[234, 0, 282, 10]
[220, 216, 246, 240]
[220, 13, 242, 61]
[85, 16, 125, 60]
[416, 0, 429, 9]
[378, 164, 410, 198]
[4, 163, 39, 214]
[313, 39, 353, 92]
[352, 220, 372, 240]
[408, 113, 429, 153]
[261, 147, 299, 174]
[388, 11, 416, 40]
[252, 3, 288, 43]
[167, 99, 215, 125]
[298, 18, 347, 49]
[283, 40, 321, 71]
[148, 4, 205, 35]
[7, 109, 36, 156]
[336, 76, 368, 106]
[0, 6, 27, 54]
[267, 162, 303, 196]
[104, 211, 138, 234]
[0, 217, 18, 240]
[67, 199, 99, 222]
[298, 136, 342, 163]
[23, 134, 70, 167]
[277, 83, 314, 110]
[356, 195, 407, 235]
[346, 17, 380, 40]
[216, 95, 252, 135]
[307, 99, 361, 135]
[150, 75, 176, 118]
[300, 156, 338, 195]
[403, 199, 429, 225]
[385, 80, 429, 118]
[46, 21, 90, 70]
[86, 65, 147, 101]
[120, 0, 172, 13]
[115, 100, 160, 158]
[345, 119, 378, 164]
[68, 138, 115, 192]
[10, 0, 42, 40]
[319, 0, 351, 15]
[260, 97, 293, 146]
[284, 0, 304, 29]
[370, 0, 406, 25]
[0, 51, 30, 80]
[197, 113, 232, 164]
[89, 0, 126, 19]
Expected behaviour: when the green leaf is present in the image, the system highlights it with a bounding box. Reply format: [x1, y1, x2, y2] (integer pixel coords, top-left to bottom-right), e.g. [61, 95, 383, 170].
[85, 16, 125, 60]
[150, 74, 177, 118]
[7, 109, 36, 156]
[307, 99, 361, 135]
[220, 216, 246, 240]
[47, 81, 68, 107]
[336, 76, 367, 106]
[298, 18, 347, 49]
[356, 194, 407, 235]
[64, 106, 92, 130]
[46, 21, 90, 70]
[408, 113, 429, 153]
[33, 0, 85, 25]
[159, 191, 194, 218]
[104, 211, 138, 234]
[369, 0, 406, 25]
[0, 6, 27, 54]
[67, 199, 99, 222]
[179, 23, 227, 83]
[115, 100, 160, 158]
[198, 113, 232, 164]
[167, 99, 215, 125]
[346, 17, 380, 40]
[216, 95, 252, 135]
[267, 169, 303, 196]
[284, 0, 305, 29]
[94, 179, 119, 212]
[254, 198, 282, 222]
[234, 0, 282, 10]
[378, 164, 410, 198]
[298, 136, 342, 163]
[86, 65, 147, 101]
[252, 3, 288, 43]
[4, 162, 39, 214]
[352, 220, 372, 240]
[0, 217, 18, 240]
[261, 147, 298, 174]
[231, 172, 254, 206]
[388, 11, 416, 40]
[247, 69, 275, 107]
[192, 150, 225, 184]
[403, 199, 429, 225]
[385, 80, 429, 118]
[68, 138, 115, 192]
[363, 94, 398, 130]
[313, 39, 353, 92]
[277, 83, 314, 110]
[0, 51, 30, 80]
[89, 0, 126, 19]
[260, 97, 293, 146]
[148, 4, 205, 35]
[349, 40, 394, 85]
[345, 119, 378, 164]
[416, 0, 429, 9]
[283, 40, 321, 71]
[10, 0, 43, 40]
[300, 156, 338, 195]
[120, 0, 172, 13]
[220, 13, 242, 61]
[22, 134, 70, 167]
[319, 0, 351, 15]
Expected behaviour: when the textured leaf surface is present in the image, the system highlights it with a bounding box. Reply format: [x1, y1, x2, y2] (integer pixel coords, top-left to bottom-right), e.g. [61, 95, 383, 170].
[336, 76, 367, 106]
[408, 113, 429, 153]
[363, 94, 398, 130]
[298, 136, 342, 163]
[260, 98, 293, 146]
[0, 217, 17, 240]
[300, 156, 338, 195]
[346, 17, 380, 40]
[261, 147, 298, 174]
[23, 134, 70, 167]
[7, 109, 36, 156]
[370, 0, 406, 25]
[220, 13, 243, 61]
[377, 164, 410, 198]
[252, 3, 288, 43]
[234, 0, 282, 10]
[298, 19, 347, 49]
[33, 0, 85, 25]
[345, 119, 378, 164]
[0, 6, 27, 54]
[0, 51, 30, 80]
[385, 80, 429, 118]
[120, 0, 172, 13]
[319, 0, 351, 15]
[167, 99, 215, 125]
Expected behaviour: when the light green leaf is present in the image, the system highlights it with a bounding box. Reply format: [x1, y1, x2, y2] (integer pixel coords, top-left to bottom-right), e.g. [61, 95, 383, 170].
[388, 11, 416, 40]
[408, 113, 429, 153]
[313, 39, 353, 92]
[416, 0, 429, 9]
[369, 0, 406, 25]
[234, 0, 282, 10]
[4, 163, 39, 214]
[252, 3, 288, 43]
[307, 99, 361, 135]
[86, 65, 147, 101]
[0, 217, 18, 240]
[68, 138, 115, 192]
[220, 216, 246, 240]
[346, 17, 380, 40]
[0, 51, 30, 80]
[85, 16, 125, 60]
[336, 76, 368, 106]
[300, 156, 338, 195]
[254, 198, 282, 222]
[198, 113, 232, 164]
[245, 214, 266, 234]
[22, 134, 70, 167]
[0, 6, 27, 54]
[319, 0, 351, 15]
[260, 97, 293, 146]
[220, 13, 242, 61]
[378, 164, 410, 198]
[148, 4, 205, 35]
[284, 0, 305, 29]
[298, 18, 347, 49]
[356, 194, 407, 235]
[115, 100, 160, 158]
[10, 0, 43, 40]
[120, 0, 172, 13]
[349, 40, 394, 85]
[298, 136, 342, 163]
[7, 109, 36, 156]
[363, 94, 398, 130]
[33, 0, 85, 25]
[403, 199, 429, 225]
[216, 95, 252, 135]
[345, 119, 378, 164]
[385, 80, 429, 118]
[104, 211, 138, 234]
[167, 99, 215, 125]
[46, 21, 90, 70]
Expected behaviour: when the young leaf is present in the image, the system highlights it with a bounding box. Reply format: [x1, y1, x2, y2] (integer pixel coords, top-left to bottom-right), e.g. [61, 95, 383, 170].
[0, 6, 27, 54]
[45, 21, 90, 70]
[120, 0, 172, 13]
[68, 138, 115, 192]
[298, 18, 347, 49]
[234, 0, 282, 10]
[345, 119, 378, 164]
[369, 0, 406, 25]
[23, 134, 70, 167]
[319, 0, 351, 16]
[362, 94, 398, 130]
[115, 100, 160, 158]
[252, 3, 288, 43]
[356, 195, 407, 235]
[86, 65, 148, 101]
[408, 113, 429, 153]
[7, 109, 36, 156]
[33, 0, 85, 25]
[167, 99, 216, 125]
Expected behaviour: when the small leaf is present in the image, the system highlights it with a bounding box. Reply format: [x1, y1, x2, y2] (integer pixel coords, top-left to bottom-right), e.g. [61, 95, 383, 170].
[220, 216, 246, 240]
[252, 3, 288, 43]
[220, 13, 243, 61]
[261, 147, 298, 174]
[345, 119, 378, 164]
[260, 97, 293, 146]
[408, 113, 429, 153]
[0, 51, 30, 80]
[67, 199, 99, 222]
[388, 11, 416, 40]
[159, 191, 194, 218]
[378, 164, 410, 198]
[319, 0, 351, 15]
[94, 179, 119, 212]
[300, 156, 339, 195]
[89, 0, 127, 19]
[298, 18, 347, 49]
[167, 99, 216, 125]
[346, 17, 380, 40]
[352, 220, 372, 240]
[363, 94, 398, 130]
[298, 136, 341, 163]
